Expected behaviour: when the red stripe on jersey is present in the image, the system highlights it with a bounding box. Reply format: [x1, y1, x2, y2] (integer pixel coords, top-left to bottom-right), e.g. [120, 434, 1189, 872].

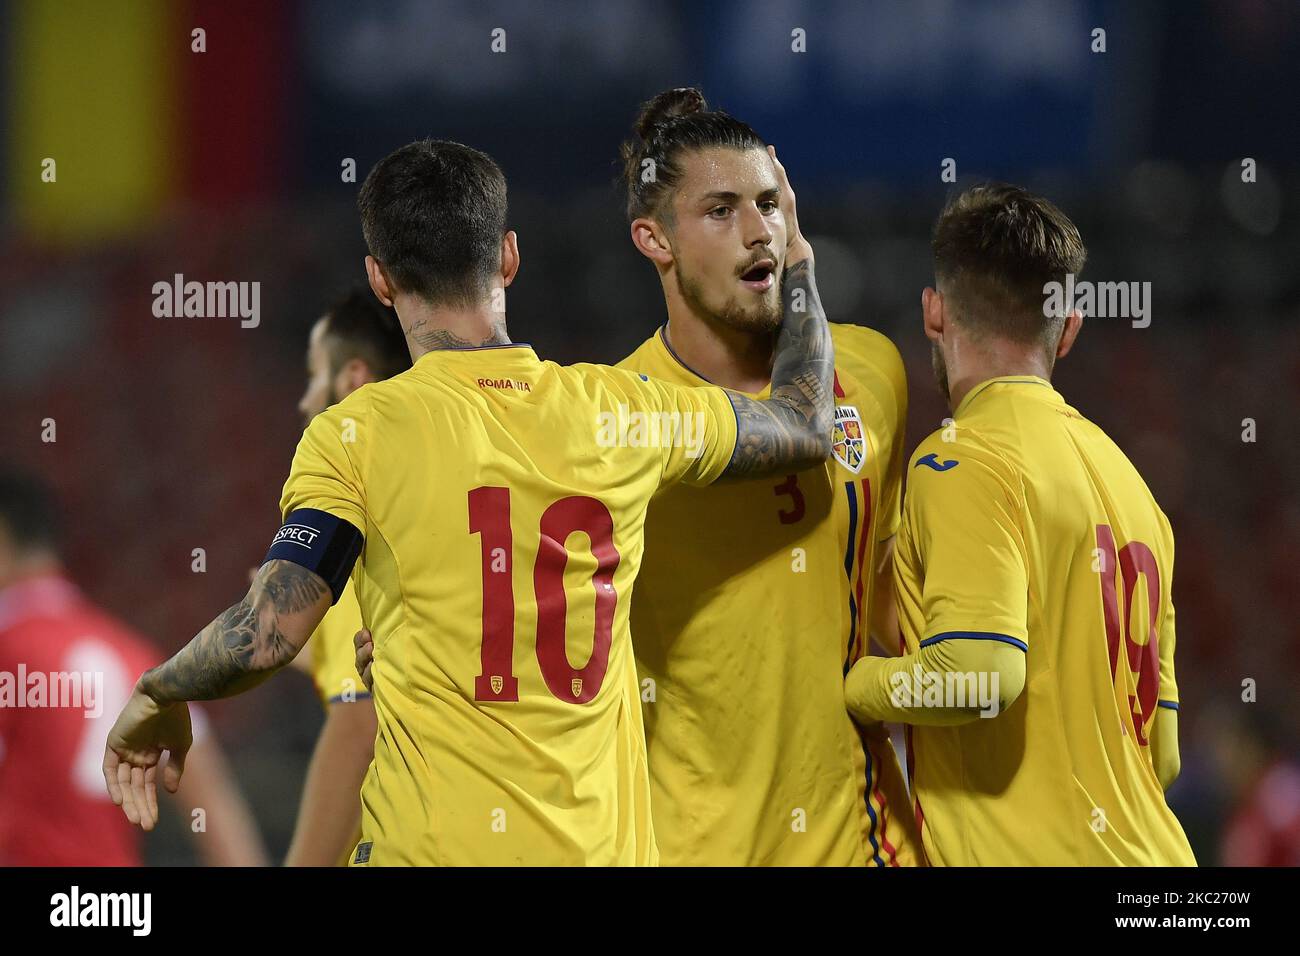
[866, 736, 900, 866]
[833, 370, 845, 399]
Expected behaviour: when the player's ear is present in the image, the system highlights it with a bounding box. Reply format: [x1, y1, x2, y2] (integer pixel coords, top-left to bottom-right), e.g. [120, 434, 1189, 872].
[339, 357, 376, 394]
[499, 230, 520, 289]
[630, 217, 673, 267]
[1055, 309, 1083, 359]
[365, 256, 395, 307]
[921, 286, 944, 343]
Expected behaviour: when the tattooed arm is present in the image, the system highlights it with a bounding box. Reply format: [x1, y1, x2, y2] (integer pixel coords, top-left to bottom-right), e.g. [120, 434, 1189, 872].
[141, 559, 331, 704]
[104, 560, 331, 830]
[720, 257, 835, 479]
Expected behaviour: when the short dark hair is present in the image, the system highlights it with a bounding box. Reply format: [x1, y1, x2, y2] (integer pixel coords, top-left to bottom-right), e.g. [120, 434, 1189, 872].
[0, 470, 60, 554]
[619, 87, 766, 223]
[322, 287, 411, 381]
[358, 139, 508, 308]
[931, 183, 1088, 348]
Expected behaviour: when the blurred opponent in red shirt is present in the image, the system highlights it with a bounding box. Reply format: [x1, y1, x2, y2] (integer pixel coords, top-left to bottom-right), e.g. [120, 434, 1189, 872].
[0, 470, 268, 866]
[1210, 701, 1300, 867]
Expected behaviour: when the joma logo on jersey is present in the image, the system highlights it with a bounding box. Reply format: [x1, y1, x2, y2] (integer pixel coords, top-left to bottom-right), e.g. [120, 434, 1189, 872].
[273, 524, 321, 547]
[832, 405, 866, 474]
[915, 454, 959, 472]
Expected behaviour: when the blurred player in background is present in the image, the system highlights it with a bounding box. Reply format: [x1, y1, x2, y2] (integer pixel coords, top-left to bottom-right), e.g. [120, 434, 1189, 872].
[0, 470, 267, 866]
[102, 138, 837, 865]
[844, 184, 1195, 865]
[1208, 701, 1300, 866]
[282, 287, 409, 866]
[615, 89, 918, 866]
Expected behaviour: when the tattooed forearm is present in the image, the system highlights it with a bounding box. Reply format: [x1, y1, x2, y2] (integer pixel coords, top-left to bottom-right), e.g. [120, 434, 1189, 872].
[138, 560, 330, 704]
[723, 259, 834, 478]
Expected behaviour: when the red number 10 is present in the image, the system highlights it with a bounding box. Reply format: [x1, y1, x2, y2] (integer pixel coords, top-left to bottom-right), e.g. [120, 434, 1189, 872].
[469, 486, 620, 705]
[1095, 524, 1161, 745]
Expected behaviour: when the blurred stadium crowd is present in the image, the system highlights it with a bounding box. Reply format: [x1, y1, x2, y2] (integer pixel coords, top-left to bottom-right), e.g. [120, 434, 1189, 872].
[1, 0, 1297, 864]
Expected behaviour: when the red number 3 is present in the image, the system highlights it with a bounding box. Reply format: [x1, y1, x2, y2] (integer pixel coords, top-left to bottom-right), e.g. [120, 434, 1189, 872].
[469, 486, 619, 705]
[774, 474, 805, 524]
[1095, 524, 1161, 745]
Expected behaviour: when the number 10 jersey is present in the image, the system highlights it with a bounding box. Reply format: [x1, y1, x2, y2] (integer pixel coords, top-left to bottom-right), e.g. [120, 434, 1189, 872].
[279, 344, 738, 866]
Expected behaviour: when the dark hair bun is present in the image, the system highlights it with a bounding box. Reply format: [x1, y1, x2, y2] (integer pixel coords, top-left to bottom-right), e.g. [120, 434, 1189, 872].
[634, 87, 707, 140]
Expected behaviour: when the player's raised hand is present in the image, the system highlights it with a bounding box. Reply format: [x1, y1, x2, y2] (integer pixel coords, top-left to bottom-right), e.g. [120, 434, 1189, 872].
[354, 627, 375, 693]
[768, 145, 813, 268]
[103, 685, 193, 831]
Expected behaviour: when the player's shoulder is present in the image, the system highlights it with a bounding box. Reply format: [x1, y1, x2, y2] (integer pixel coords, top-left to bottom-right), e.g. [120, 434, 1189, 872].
[340, 365, 421, 411]
[830, 322, 901, 366]
[560, 360, 656, 394]
[829, 323, 906, 404]
[615, 332, 662, 373]
[908, 423, 1018, 491]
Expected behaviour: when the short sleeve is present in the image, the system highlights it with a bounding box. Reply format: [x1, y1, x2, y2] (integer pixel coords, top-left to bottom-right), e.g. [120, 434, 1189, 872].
[1156, 513, 1179, 708]
[622, 373, 739, 488]
[907, 439, 1029, 648]
[279, 402, 368, 532]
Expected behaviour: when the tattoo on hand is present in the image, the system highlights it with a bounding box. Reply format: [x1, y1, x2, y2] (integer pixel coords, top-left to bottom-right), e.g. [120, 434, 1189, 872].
[725, 260, 834, 478]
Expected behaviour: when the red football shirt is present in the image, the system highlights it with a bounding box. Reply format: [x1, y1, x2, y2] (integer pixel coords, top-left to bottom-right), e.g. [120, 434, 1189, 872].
[0, 575, 161, 866]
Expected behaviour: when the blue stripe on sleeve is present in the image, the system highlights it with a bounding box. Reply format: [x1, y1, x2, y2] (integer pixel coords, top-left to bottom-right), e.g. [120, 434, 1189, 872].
[918, 631, 1029, 652]
[328, 691, 373, 705]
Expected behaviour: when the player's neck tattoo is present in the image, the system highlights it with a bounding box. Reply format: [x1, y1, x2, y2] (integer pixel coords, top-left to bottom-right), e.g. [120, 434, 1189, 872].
[405, 317, 511, 352]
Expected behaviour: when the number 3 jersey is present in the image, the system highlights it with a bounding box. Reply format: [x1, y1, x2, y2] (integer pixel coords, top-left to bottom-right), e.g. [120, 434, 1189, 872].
[895, 376, 1195, 865]
[617, 323, 921, 866]
[278, 345, 738, 866]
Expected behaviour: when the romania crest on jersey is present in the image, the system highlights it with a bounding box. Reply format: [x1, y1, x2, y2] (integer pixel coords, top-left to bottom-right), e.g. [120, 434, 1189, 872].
[832, 404, 866, 474]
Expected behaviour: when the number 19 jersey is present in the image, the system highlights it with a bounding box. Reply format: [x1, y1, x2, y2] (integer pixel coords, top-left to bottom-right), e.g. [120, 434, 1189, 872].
[895, 376, 1195, 865]
[279, 345, 738, 866]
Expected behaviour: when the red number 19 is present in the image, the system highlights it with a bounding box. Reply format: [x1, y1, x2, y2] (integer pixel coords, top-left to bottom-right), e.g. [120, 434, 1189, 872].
[1095, 524, 1161, 745]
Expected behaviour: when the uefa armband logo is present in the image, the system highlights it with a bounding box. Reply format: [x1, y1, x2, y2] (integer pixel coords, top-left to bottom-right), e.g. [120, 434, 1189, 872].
[272, 523, 321, 548]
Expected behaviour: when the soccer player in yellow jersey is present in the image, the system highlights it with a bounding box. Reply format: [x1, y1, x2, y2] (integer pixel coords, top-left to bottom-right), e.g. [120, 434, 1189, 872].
[282, 288, 409, 867]
[844, 184, 1195, 866]
[101, 138, 839, 866]
[611, 89, 920, 866]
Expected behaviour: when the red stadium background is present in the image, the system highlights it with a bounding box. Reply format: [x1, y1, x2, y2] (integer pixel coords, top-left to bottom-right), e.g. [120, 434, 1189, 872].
[1, 0, 1297, 864]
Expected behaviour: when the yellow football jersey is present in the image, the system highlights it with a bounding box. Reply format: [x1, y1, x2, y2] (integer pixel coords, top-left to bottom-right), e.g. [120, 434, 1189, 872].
[279, 344, 738, 866]
[895, 376, 1195, 866]
[617, 323, 920, 866]
[307, 580, 368, 708]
